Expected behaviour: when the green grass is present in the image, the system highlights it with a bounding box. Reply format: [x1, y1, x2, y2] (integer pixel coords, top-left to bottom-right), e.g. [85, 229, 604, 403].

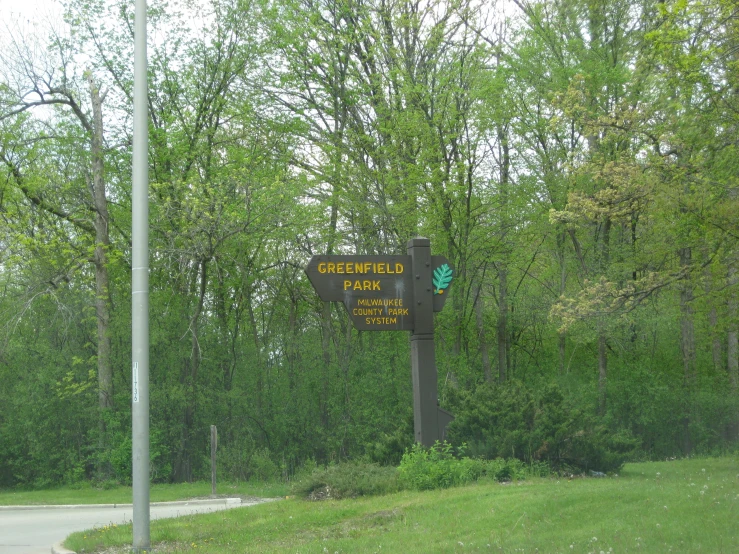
[62, 457, 739, 553]
[0, 480, 289, 506]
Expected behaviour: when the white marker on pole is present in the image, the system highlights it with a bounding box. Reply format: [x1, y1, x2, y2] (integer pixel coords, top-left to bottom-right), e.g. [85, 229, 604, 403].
[132, 362, 139, 403]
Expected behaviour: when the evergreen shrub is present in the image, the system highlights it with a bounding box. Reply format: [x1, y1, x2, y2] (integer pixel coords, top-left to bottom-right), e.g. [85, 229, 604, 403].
[366, 419, 414, 466]
[447, 381, 638, 473]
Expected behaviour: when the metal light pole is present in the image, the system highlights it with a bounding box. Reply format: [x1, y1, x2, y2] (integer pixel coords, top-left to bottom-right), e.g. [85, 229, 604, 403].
[131, 0, 150, 550]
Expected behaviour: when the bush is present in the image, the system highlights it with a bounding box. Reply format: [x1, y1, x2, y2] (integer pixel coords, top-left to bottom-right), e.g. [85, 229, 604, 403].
[484, 457, 528, 482]
[290, 446, 548, 499]
[397, 442, 532, 491]
[398, 442, 478, 490]
[290, 461, 400, 500]
[366, 417, 414, 466]
[447, 381, 638, 474]
[217, 439, 281, 482]
[249, 447, 280, 481]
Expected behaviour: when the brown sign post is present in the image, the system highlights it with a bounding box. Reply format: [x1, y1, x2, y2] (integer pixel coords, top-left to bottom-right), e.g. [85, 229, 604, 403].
[305, 237, 453, 446]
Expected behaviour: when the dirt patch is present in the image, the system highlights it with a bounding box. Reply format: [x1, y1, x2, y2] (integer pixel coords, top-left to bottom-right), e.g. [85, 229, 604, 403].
[307, 485, 333, 501]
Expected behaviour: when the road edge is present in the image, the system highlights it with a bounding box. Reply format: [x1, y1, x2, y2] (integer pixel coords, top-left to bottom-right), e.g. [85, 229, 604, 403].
[42, 497, 279, 554]
[51, 542, 75, 554]
[0, 497, 245, 511]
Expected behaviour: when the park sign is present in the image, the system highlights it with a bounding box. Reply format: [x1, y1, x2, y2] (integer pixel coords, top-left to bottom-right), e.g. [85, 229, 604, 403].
[305, 237, 454, 446]
[305, 254, 452, 331]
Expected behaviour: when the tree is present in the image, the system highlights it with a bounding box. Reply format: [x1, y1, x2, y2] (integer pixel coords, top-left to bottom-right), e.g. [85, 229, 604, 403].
[1, 19, 120, 470]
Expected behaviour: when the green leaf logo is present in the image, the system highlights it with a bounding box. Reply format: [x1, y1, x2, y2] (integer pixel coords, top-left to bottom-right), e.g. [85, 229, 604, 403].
[433, 263, 453, 295]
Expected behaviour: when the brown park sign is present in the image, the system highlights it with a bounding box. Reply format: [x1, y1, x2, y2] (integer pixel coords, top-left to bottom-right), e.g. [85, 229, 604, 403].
[305, 253, 452, 331]
[305, 255, 414, 330]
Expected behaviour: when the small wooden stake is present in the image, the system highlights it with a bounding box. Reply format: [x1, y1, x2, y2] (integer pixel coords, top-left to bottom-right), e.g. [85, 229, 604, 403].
[210, 425, 217, 497]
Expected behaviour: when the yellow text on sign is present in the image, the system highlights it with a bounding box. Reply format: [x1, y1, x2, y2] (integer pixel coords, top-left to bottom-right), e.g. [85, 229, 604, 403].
[318, 262, 404, 275]
[344, 280, 381, 291]
[352, 307, 409, 316]
[366, 317, 397, 325]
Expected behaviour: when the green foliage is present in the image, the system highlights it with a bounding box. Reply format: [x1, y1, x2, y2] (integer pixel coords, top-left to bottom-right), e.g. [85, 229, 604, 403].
[398, 442, 480, 490]
[290, 445, 546, 500]
[290, 461, 400, 500]
[247, 448, 281, 482]
[65, 457, 739, 554]
[107, 435, 132, 485]
[365, 413, 414, 466]
[90, 411, 174, 485]
[448, 382, 638, 473]
[1, 0, 738, 491]
[396, 442, 534, 491]
[608, 368, 739, 458]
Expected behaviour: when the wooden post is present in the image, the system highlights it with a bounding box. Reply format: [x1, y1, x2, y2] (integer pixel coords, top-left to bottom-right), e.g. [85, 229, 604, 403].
[210, 425, 217, 497]
[408, 238, 439, 446]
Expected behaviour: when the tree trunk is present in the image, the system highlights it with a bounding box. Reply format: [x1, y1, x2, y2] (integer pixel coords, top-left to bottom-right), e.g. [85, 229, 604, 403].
[175, 259, 207, 482]
[557, 230, 567, 375]
[87, 75, 113, 414]
[729, 262, 739, 390]
[678, 246, 695, 455]
[710, 306, 723, 373]
[728, 262, 738, 441]
[597, 217, 611, 414]
[597, 327, 607, 415]
[319, 172, 342, 432]
[497, 265, 508, 383]
[679, 248, 696, 385]
[87, 74, 115, 479]
[287, 290, 299, 392]
[320, 301, 332, 429]
[495, 116, 511, 382]
[702, 246, 723, 372]
[474, 285, 492, 382]
[247, 291, 263, 416]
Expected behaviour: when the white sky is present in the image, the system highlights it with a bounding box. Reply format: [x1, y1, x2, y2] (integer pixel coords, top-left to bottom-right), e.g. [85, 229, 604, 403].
[0, 0, 65, 52]
[0, 0, 62, 22]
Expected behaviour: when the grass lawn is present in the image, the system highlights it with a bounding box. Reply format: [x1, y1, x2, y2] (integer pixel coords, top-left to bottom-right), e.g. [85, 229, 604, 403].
[62, 456, 738, 553]
[0, 480, 289, 506]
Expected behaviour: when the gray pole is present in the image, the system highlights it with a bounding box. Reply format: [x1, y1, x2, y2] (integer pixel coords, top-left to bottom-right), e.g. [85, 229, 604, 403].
[131, 0, 150, 550]
[407, 237, 440, 447]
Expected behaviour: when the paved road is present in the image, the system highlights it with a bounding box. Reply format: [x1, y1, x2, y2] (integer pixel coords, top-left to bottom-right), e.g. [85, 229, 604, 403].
[0, 498, 269, 554]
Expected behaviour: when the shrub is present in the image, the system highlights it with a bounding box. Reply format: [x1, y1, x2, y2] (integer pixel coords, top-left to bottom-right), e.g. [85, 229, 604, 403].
[290, 461, 400, 500]
[366, 419, 414, 466]
[217, 438, 281, 482]
[397, 442, 532, 491]
[398, 442, 474, 490]
[249, 447, 280, 481]
[447, 381, 638, 474]
[484, 457, 528, 482]
[291, 446, 548, 499]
